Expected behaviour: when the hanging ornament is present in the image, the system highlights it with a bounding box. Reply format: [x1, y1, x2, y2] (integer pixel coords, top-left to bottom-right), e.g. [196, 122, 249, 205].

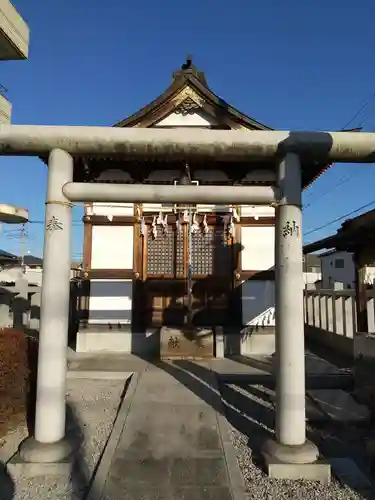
[228, 215, 235, 237]
[107, 214, 113, 222]
[140, 216, 146, 237]
[175, 214, 182, 233]
[156, 210, 163, 225]
[183, 210, 189, 223]
[136, 205, 141, 220]
[192, 212, 200, 233]
[202, 214, 209, 234]
[151, 216, 157, 239]
[232, 207, 240, 222]
[161, 213, 168, 235]
[222, 214, 230, 244]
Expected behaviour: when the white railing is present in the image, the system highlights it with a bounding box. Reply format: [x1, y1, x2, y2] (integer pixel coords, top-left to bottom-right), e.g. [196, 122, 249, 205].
[304, 288, 375, 359]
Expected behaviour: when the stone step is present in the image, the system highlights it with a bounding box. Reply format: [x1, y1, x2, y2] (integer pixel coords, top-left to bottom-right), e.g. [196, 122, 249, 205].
[308, 389, 370, 423]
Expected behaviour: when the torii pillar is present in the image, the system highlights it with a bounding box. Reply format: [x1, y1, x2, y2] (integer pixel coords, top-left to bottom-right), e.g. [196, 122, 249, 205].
[20, 148, 74, 462]
[262, 153, 324, 479]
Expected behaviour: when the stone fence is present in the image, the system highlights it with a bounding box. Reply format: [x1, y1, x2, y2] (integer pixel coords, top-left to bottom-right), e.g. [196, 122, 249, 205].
[304, 288, 375, 359]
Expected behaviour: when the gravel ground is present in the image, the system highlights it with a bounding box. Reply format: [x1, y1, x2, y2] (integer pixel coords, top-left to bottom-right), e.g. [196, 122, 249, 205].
[221, 383, 373, 500]
[7, 378, 126, 500]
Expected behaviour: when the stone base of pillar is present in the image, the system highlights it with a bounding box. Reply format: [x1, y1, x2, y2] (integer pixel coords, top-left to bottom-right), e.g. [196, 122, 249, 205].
[19, 436, 73, 463]
[262, 438, 331, 483]
[6, 437, 74, 477]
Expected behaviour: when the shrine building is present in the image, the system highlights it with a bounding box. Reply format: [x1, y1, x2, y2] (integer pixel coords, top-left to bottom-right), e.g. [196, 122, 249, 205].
[74, 57, 327, 358]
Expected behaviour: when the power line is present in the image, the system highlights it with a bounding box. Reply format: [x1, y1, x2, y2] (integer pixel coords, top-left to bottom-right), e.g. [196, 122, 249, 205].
[304, 97, 375, 209]
[303, 173, 355, 209]
[28, 220, 82, 225]
[304, 92, 375, 209]
[304, 199, 375, 237]
[341, 92, 375, 131]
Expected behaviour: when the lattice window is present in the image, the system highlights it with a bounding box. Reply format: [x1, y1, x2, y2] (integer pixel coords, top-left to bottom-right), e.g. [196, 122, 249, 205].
[191, 227, 232, 276]
[175, 230, 184, 276]
[147, 226, 174, 275]
[147, 226, 184, 276]
[191, 230, 214, 275]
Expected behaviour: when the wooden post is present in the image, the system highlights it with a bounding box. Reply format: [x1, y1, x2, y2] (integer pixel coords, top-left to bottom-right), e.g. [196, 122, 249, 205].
[354, 250, 368, 333]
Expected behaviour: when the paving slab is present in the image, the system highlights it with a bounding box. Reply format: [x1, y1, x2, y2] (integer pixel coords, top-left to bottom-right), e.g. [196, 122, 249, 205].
[101, 363, 246, 500]
[67, 353, 150, 374]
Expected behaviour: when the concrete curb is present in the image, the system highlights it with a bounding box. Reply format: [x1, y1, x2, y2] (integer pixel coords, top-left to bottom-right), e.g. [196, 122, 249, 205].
[211, 374, 248, 500]
[216, 410, 248, 500]
[85, 371, 140, 500]
[67, 370, 133, 380]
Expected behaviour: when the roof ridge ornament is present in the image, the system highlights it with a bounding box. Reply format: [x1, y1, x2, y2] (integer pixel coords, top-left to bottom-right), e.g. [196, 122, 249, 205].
[181, 54, 194, 70]
[172, 55, 208, 86]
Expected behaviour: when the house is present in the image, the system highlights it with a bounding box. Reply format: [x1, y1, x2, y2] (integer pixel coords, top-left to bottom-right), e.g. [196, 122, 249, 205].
[0, 248, 18, 266]
[304, 209, 375, 290]
[0, 251, 80, 285]
[76, 57, 331, 356]
[319, 250, 361, 289]
[303, 253, 321, 286]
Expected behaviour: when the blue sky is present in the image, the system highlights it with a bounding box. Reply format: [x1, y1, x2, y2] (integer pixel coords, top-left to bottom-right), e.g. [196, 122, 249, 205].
[1, 0, 375, 258]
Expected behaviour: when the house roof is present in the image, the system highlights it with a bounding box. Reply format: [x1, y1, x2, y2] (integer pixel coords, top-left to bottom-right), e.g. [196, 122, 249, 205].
[114, 56, 272, 131]
[303, 208, 375, 255]
[23, 255, 43, 266]
[113, 57, 335, 189]
[0, 249, 18, 261]
[41, 56, 339, 189]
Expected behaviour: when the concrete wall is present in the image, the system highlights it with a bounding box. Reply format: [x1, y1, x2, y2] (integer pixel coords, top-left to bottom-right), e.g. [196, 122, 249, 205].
[0, 265, 78, 286]
[0, 0, 29, 60]
[0, 92, 11, 123]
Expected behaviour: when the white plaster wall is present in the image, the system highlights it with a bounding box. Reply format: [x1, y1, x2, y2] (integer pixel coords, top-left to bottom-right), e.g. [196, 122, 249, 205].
[241, 205, 275, 217]
[320, 251, 355, 289]
[155, 112, 215, 127]
[91, 226, 133, 269]
[88, 203, 134, 216]
[241, 280, 275, 326]
[88, 279, 132, 324]
[241, 226, 274, 271]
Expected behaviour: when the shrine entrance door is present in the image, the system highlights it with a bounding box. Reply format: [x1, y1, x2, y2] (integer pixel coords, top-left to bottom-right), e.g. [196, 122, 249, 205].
[132, 216, 240, 336]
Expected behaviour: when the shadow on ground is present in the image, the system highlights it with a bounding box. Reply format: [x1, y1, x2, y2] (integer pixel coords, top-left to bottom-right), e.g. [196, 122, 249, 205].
[0, 461, 14, 499]
[25, 344, 104, 500]
[144, 357, 375, 499]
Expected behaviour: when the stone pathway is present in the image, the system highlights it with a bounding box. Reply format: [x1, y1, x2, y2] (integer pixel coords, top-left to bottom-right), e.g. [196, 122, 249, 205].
[101, 362, 244, 500]
[4, 351, 371, 499]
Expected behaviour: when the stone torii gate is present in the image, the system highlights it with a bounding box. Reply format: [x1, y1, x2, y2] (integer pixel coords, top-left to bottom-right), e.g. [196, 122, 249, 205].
[3, 125, 373, 479]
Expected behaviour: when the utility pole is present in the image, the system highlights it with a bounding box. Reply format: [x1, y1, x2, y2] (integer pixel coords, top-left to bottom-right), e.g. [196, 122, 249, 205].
[20, 224, 26, 272]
